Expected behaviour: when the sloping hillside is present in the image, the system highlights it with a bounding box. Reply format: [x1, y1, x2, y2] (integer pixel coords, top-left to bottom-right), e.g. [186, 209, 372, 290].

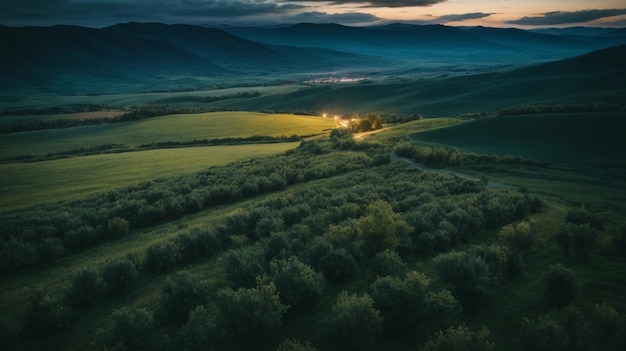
[220, 45, 626, 115]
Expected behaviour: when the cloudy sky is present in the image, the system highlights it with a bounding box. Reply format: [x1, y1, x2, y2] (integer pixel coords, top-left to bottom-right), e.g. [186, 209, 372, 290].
[1, 0, 625, 28]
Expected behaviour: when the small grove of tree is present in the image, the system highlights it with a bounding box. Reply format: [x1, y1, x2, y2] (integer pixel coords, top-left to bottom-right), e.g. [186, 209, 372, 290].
[101, 258, 139, 294]
[176, 305, 223, 351]
[64, 267, 104, 309]
[497, 102, 625, 116]
[325, 292, 383, 350]
[22, 288, 70, 336]
[215, 282, 288, 349]
[433, 249, 497, 311]
[159, 271, 212, 324]
[106, 217, 129, 239]
[543, 264, 578, 307]
[395, 142, 461, 168]
[555, 208, 603, 257]
[260, 257, 325, 309]
[100, 307, 162, 351]
[373, 249, 408, 277]
[369, 270, 461, 336]
[276, 338, 318, 351]
[356, 200, 412, 257]
[498, 220, 535, 253]
[423, 324, 495, 351]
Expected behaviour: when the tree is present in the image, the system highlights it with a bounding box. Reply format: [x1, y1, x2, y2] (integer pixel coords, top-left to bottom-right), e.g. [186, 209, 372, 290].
[221, 245, 266, 288]
[101, 307, 160, 351]
[102, 258, 139, 294]
[319, 248, 359, 282]
[276, 338, 318, 351]
[555, 223, 598, 257]
[369, 271, 429, 334]
[356, 200, 412, 257]
[177, 305, 223, 351]
[326, 292, 383, 350]
[544, 264, 577, 307]
[159, 271, 211, 323]
[423, 290, 462, 333]
[262, 257, 325, 309]
[498, 220, 535, 252]
[424, 324, 494, 351]
[22, 288, 70, 336]
[106, 217, 130, 238]
[373, 249, 408, 277]
[65, 267, 104, 308]
[520, 315, 569, 351]
[433, 251, 496, 311]
[216, 282, 288, 348]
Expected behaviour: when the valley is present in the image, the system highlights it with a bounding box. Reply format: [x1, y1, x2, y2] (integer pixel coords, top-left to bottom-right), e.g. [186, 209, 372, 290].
[0, 20, 625, 351]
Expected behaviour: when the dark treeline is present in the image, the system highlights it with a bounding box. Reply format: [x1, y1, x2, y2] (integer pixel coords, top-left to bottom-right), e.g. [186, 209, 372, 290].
[497, 102, 626, 116]
[0, 106, 235, 134]
[395, 141, 545, 168]
[153, 91, 261, 104]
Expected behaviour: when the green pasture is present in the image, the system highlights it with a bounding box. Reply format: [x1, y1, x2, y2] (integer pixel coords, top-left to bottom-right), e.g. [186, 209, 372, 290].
[0, 142, 298, 210]
[0, 111, 335, 158]
[0, 85, 307, 110]
[411, 113, 626, 167]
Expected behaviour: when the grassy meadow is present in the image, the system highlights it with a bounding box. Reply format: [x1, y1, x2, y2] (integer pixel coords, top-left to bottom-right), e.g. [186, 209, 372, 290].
[411, 112, 626, 167]
[0, 111, 335, 158]
[0, 142, 299, 210]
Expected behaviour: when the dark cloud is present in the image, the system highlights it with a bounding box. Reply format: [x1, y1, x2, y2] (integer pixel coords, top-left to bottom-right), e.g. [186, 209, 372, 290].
[0, 0, 304, 26]
[287, 11, 381, 24]
[437, 12, 493, 22]
[284, 0, 446, 8]
[508, 8, 626, 26]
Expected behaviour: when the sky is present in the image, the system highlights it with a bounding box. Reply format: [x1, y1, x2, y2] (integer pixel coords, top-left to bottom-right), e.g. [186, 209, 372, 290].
[1, 0, 625, 28]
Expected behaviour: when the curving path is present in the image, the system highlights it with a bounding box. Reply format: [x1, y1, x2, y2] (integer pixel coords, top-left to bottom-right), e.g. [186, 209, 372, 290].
[390, 152, 508, 189]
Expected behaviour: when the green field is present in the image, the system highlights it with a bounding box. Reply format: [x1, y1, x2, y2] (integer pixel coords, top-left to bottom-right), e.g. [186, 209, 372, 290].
[0, 111, 335, 158]
[0, 142, 299, 210]
[411, 113, 626, 167]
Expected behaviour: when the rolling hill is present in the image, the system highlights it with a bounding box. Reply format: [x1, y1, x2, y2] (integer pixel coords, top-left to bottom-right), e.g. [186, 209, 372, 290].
[0, 23, 368, 93]
[410, 113, 626, 167]
[215, 45, 626, 116]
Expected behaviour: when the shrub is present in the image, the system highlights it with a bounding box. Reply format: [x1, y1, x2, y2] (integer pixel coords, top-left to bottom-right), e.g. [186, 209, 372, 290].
[102, 258, 139, 294]
[159, 271, 212, 323]
[101, 307, 158, 351]
[65, 268, 104, 308]
[221, 245, 266, 288]
[544, 264, 577, 307]
[144, 239, 183, 273]
[326, 292, 383, 350]
[319, 248, 359, 282]
[262, 257, 325, 308]
[106, 217, 130, 238]
[373, 249, 408, 277]
[276, 338, 318, 351]
[520, 315, 569, 351]
[424, 324, 494, 351]
[177, 305, 223, 351]
[216, 282, 288, 348]
[22, 288, 70, 336]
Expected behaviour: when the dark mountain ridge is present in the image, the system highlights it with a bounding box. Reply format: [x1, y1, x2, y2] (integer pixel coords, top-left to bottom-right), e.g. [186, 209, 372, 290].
[0, 22, 368, 93]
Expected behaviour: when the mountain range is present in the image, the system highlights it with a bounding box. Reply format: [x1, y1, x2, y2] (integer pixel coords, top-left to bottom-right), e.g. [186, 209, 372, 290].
[1, 22, 625, 94]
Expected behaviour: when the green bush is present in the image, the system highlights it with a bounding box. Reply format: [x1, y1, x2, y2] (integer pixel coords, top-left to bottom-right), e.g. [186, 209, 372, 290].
[424, 324, 494, 351]
[102, 258, 139, 294]
[544, 264, 577, 307]
[65, 268, 104, 309]
[325, 292, 383, 350]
